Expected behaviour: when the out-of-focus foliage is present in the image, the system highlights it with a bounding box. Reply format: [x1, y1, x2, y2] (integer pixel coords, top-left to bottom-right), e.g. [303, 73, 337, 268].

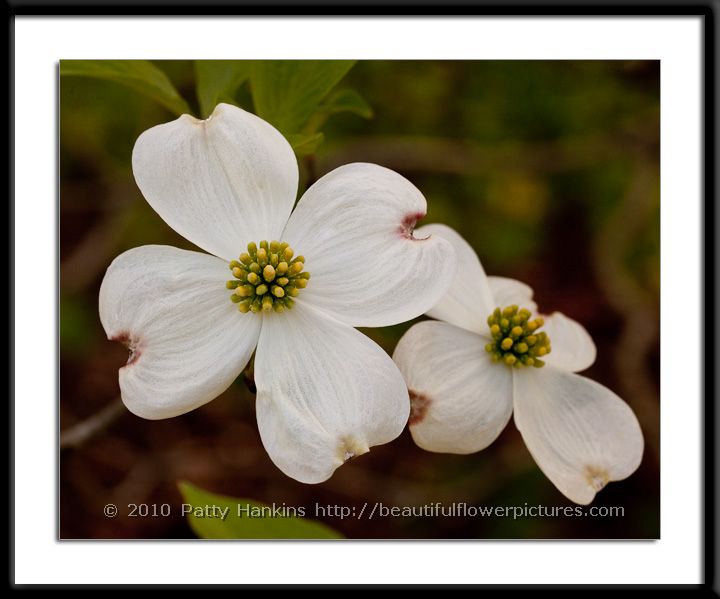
[317, 88, 374, 121]
[60, 61, 659, 540]
[62, 59, 372, 159]
[178, 481, 343, 539]
[249, 60, 356, 134]
[60, 60, 191, 116]
[194, 60, 252, 118]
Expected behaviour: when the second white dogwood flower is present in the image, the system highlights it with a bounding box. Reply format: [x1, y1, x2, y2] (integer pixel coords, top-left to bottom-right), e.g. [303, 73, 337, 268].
[99, 103, 456, 484]
[392, 224, 644, 504]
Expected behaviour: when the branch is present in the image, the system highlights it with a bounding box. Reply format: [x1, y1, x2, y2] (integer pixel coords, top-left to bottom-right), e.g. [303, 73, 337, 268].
[592, 162, 660, 459]
[60, 397, 125, 450]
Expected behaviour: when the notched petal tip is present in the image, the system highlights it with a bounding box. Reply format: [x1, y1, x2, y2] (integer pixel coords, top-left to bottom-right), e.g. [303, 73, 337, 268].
[178, 113, 204, 125]
[184, 103, 234, 125]
[337, 436, 369, 464]
[585, 465, 610, 492]
[398, 211, 429, 240]
[202, 103, 229, 123]
[408, 388, 431, 425]
[110, 331, 142, 367]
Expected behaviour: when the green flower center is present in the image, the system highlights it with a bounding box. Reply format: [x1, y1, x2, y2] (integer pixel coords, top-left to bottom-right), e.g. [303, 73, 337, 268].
[485, 305, 551, 368]
[227, 240, 310, 314]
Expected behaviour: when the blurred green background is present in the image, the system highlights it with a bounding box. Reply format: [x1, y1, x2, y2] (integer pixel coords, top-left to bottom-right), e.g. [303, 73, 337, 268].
[60, 60, 659, 539]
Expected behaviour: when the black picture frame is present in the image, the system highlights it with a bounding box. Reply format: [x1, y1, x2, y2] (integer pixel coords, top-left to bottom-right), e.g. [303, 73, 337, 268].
[8, 0, 717, 591]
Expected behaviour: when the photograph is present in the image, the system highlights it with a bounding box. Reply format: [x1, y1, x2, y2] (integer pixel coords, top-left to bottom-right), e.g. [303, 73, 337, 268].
[59, 59, 660, 540]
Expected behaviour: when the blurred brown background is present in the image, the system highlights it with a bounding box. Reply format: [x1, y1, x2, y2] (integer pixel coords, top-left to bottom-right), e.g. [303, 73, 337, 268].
[60, 60, 660, 539]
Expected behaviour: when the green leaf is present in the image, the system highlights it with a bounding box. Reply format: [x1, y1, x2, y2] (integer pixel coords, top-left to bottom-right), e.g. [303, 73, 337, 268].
[287, 132, 325, 158]
[60, 60, 191, 116]
[194, 60, 252, 118]
[178, 481, 343, 539]
[250, 60, 355, 134]
[304, 88, 374, 134]
[320, 88, 374, 119]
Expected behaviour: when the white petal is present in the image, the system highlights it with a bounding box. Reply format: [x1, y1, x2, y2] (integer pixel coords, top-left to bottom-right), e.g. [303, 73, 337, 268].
[132, 103, 298, 261]
[487, 276, 538, 313]
[513, 367, 644, 504]
[392, 320, 513, 454]
[254, 302, 409, 483]
[281, 163, 456, 327]
[99, 245, 261, 419]
[541, 312, 597, 372]
[419, 224, 495, 334]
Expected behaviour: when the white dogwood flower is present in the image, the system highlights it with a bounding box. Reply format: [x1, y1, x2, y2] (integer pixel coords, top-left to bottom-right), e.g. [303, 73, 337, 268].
[392, 224, 644, 504]
[99, 103, 456, 484]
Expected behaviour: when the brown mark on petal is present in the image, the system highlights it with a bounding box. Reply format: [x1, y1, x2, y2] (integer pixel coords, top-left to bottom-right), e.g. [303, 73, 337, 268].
[408, 389, 431, 425]
[584, 465, 610, 492]
[337, 436, 369, 463]
[398, 211, 428, 240]
[111, 331, 142, 367]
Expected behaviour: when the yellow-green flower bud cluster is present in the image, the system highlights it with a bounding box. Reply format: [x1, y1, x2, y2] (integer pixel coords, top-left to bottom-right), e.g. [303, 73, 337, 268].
[227, 240, 310, 314]
[485, 305, 551, 368]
